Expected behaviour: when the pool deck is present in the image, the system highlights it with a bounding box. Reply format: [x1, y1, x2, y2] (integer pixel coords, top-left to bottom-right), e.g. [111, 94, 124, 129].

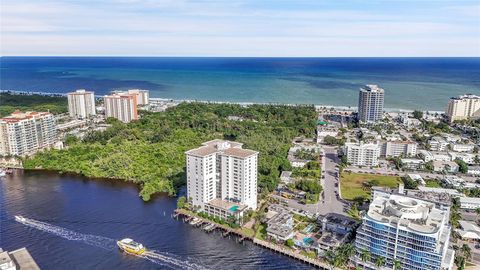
[174, 209, 332, 269]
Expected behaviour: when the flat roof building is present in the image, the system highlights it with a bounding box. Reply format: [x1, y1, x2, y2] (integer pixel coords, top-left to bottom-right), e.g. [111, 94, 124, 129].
[112, 89, 149, 106]
[186, 140, 258, 221]
[446, 94, 480, 123]
[0, 111, 57, 157]
[67, 89, 96, 119]
[354, 194, 454, 270]
[104, 93, 138, 123]
[344, 142, 380, 167]
[0, 248, 40, 270]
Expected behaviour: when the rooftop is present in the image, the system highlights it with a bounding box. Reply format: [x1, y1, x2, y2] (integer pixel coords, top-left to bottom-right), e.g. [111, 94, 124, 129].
[207, 198, 247, 212]
[186, 139, 257, 158]
[361, 84, 384, 93]
[267, 204, 294, 238]
[0, 111, 52, 123]
[1, 248, 40, 270]
[366, 194, 447, 235]
[68, 89, 94, 95]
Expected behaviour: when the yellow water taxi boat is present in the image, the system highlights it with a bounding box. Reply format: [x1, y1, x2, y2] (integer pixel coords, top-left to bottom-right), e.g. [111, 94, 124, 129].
[117, 238, 146, 255]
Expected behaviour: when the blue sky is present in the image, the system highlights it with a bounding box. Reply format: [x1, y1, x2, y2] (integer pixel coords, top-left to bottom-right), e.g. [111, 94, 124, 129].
[1, 0, 479, 56]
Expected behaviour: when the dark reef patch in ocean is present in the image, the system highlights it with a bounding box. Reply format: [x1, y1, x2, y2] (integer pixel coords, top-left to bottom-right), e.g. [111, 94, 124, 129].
[282, 77, 362, 90]
[0, 69, 166, 94]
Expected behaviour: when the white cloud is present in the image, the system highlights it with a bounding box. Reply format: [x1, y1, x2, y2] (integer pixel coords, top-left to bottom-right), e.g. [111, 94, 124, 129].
[1, 0, 479, 56]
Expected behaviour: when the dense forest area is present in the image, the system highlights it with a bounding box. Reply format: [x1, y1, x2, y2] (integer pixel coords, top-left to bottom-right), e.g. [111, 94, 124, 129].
[0, 92, 68, 117]
[24, 103, 317, 200]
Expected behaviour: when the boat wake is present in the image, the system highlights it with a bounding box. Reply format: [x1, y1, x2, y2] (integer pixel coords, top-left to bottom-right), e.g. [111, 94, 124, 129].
[15, 216, 208, 270]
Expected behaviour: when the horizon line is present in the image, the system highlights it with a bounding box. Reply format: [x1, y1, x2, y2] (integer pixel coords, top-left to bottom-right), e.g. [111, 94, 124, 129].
[1, 55, 480, 58]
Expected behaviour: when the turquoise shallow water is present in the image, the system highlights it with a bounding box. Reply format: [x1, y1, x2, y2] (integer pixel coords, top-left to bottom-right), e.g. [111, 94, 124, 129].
[1, 57, 479, 110]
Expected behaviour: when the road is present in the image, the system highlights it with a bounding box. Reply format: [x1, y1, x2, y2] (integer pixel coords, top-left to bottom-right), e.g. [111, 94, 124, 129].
[273, 146, 348, 216]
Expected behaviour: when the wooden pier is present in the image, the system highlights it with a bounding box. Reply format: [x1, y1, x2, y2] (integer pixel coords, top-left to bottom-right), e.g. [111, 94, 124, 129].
[253, 238, 329, 269]
[174, 209, 332, 269]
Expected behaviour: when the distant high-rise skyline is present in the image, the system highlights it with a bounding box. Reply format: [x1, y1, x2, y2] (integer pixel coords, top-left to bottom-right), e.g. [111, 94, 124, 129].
[1, 0, 479, 56]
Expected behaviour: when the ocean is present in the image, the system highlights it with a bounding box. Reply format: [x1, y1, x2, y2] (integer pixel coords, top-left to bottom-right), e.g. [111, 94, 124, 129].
[1, 57, 479, 111]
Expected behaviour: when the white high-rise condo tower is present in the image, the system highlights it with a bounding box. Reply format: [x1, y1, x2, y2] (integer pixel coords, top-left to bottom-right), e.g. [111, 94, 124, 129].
[67, 89, 96, 119]
[358, 85, 385, 123]
[0, 111, 57, 157]
[446, 94, 480, 123]
[103, 93, 138, 123]
[186, 140, 258, 221]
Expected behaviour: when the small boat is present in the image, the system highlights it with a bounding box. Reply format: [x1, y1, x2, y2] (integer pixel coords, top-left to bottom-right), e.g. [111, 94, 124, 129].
[189, 217, 201, 225]
[14, 215, 26, 222]
[117, 238, 146, 255]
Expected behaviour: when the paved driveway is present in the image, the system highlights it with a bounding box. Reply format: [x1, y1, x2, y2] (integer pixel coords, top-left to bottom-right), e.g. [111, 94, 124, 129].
[274, 146, 348, 216]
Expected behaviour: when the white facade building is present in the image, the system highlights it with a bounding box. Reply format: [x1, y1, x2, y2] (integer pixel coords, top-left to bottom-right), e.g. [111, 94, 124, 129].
[468, 166, 480, 176]
[448, 152, 476, 165]
[357, 85, 385, 123]
[354, 194, 454, 270]
[0, 111, 56, 157]
[67, 89, 96, 119]
[345, 142, 380, 167]
[381, 140, 417, 157]
[451, 143, 475, 153]
[446, 94, 480, 123]
[428, 136, 449, 152]
[460, 197, 480, 210]
[104, 93, 138, 123]
[186, 139, 258, 218]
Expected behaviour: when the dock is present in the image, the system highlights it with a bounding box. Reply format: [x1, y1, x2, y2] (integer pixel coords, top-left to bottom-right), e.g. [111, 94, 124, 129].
[174, 209, 331, 269]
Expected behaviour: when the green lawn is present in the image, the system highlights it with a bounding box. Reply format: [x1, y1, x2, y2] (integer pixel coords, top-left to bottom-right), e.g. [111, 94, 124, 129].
[300, 250, 317, 259]
[240, 227, 255, 237]
[255, 224, 267, 240]
[340, 172, 401, 200]
[425, 179, 442, 188]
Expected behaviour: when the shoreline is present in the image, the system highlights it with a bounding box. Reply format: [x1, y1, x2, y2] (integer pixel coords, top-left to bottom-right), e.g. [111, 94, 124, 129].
[19, 168, 175, 200]
[1, 89, 444, 114]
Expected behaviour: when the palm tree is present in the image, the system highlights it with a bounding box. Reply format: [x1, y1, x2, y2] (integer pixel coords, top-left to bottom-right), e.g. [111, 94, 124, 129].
[324, 250, 336, 270]
[461, 244, 472, 261]
[375, 256, 386, 269]
[475, 207, 480, 219]
[337, 244, 355, 267]
[394, 259, 402, 270]
[360, 249, 371, 269]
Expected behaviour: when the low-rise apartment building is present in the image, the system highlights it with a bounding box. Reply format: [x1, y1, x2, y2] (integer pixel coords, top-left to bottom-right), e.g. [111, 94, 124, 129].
[428, 136, 449, 152]
[344, 142, 380, 167]
[381, 140, 417, 157]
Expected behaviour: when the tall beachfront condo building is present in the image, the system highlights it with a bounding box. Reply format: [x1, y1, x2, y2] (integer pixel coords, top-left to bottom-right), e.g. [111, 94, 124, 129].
[103, 93, 138, 123]
[358, 85, 385, 123]
[354, 193, 454, 270]
[186, 140, 258, 220]
[67, 89, 96, 119]
[112, 89, 149, 106]
[0, 111, 56, 157]
[446, 94, 480, 123]
[344, 142, 380, 167]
